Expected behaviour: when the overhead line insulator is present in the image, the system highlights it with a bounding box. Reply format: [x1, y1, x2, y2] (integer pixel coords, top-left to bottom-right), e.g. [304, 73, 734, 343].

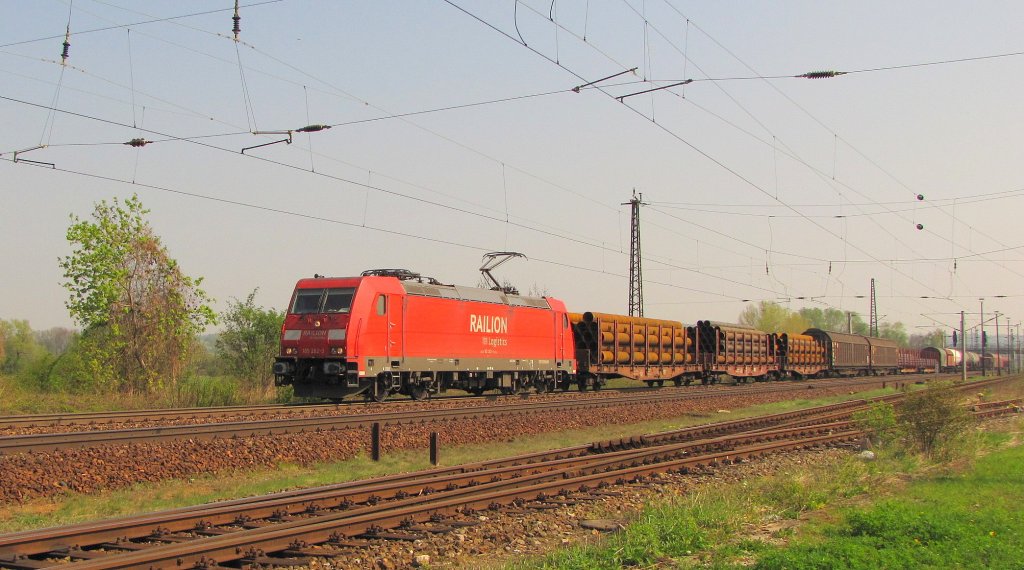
[61, 26, 71, 65]
[232, 0, 241, 41]
[296, 124, 331, 133]
[123, 138, 149, 147]
[796, 70, 846, 79]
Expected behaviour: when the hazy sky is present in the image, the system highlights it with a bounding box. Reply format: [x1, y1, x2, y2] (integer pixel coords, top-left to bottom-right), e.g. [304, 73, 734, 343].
[2, 1, 1023, 341]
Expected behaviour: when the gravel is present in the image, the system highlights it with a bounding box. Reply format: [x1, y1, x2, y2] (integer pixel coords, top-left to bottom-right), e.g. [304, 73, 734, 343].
[0, 382, 880, 503]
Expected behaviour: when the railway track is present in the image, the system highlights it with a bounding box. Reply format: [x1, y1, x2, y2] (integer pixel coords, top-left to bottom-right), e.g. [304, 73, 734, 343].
[0, 377, 908, 456]
[0, 374, 962, 432]
[0, 378, 1017, 570]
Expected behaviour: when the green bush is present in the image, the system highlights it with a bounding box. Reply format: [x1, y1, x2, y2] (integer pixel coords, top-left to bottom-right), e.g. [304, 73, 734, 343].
[896, 383, 973, 458]
[169, 376, 244, 407]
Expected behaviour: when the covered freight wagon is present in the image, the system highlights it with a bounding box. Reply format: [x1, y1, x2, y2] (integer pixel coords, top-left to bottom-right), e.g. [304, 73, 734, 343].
[867, 336, 900, 374]
[922, 346, 961, 371]
[804, 329, 869, 376]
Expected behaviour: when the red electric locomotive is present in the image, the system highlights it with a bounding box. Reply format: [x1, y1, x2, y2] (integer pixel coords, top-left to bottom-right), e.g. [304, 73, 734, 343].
[273, 270, 575, 401]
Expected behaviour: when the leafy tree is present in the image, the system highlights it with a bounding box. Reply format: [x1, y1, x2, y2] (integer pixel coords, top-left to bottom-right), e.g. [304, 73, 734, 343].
[799, 307, 868, 334]
[35, 327, 76, 355]
[738, 301, 809, 333]
[909, 328, 946, 348]
[0, 319, 47, 374]
[59, 195, 215, 392]
[215, 289, 284, 387]
[878, 321, 909, 346]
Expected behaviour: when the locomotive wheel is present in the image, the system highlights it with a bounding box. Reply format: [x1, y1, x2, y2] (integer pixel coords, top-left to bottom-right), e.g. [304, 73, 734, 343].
[410, 385, 429, 401]
[468, 387, 486, 396]
[369, 378, 389, 403]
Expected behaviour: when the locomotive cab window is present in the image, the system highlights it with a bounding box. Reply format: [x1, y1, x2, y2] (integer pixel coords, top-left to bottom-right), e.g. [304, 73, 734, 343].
[323, 288, 356, 313]
[376, 295, 387, 316]
[291, 289, 324, 314]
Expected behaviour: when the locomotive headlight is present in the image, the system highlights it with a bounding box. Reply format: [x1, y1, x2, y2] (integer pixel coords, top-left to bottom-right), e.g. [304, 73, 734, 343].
[284, 347, 297, 355]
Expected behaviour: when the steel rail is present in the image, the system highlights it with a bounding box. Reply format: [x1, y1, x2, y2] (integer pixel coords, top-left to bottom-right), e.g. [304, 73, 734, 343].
[0, 378, 893, 456]
[51, 431, 864, 570]
[0, 399, 885, 559]
[0, 375, 947, 430]
[1, 381, 1018, 569]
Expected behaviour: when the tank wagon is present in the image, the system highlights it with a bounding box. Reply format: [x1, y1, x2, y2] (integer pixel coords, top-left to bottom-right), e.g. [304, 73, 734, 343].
[275, 270, 933, 400]
[983, 352, 1009, 371]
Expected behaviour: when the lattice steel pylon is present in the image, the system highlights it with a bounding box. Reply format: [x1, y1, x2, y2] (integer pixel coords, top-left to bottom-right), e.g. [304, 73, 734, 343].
[869, 278, 878, 337]
[622, 190, 647, 316]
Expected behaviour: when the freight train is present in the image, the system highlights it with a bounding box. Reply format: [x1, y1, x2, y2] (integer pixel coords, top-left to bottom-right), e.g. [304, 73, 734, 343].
[920, 347, 1008, 372]
[272, 270, 937, 401]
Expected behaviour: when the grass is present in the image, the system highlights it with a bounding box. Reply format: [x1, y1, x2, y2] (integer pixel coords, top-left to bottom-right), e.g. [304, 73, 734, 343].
[0, 374, 288, 414]
[752, 429, 1024, 570]
[510, 450, 882, 570]
[512, 414, 1024, 570]
[0, 384, 912, 534]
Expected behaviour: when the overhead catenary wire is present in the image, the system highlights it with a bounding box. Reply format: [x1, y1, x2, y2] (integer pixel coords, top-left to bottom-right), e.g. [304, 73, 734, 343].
[656, 0, 1024, 284]
[612, 1, 1024, 299]
[37, 0, 913, 315]
[441, 0, 974, 323]
[0, 92, 790, 300]
[6, 2, 1015, 325]
[0, 1, 285, 49]
[0, 158, 749, 302]
[611, 0, 940, 274]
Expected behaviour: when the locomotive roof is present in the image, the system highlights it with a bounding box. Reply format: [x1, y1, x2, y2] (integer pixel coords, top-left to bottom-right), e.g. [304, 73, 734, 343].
[401, 279, 551, 309]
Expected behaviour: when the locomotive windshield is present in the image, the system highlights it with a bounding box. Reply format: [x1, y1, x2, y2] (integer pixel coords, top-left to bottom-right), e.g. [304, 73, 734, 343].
[290, 287, 356, 314]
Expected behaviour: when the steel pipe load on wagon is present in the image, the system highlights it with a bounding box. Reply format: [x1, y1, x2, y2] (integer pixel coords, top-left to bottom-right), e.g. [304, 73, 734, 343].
[572, 311, 695, 366]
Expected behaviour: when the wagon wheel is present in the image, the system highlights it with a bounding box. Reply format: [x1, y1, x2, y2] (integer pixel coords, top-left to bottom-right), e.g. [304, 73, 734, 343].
[656, 380, 665, 387]
[410, 385, 429, 401]
[468, 387, 486, 396]
[673, 378, 683, 387]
